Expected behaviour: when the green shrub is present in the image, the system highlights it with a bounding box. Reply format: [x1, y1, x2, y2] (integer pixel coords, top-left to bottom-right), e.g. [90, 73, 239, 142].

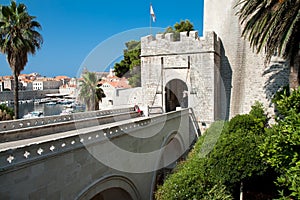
[0, 104, 14, 121]
[206, 104, 275, 198]
[206, 128, 267, 188]
[260, 111, 300, 199]
[272, 86, 300, 118]
[156, 102, 275, 199]
[155, 124, 233, 200]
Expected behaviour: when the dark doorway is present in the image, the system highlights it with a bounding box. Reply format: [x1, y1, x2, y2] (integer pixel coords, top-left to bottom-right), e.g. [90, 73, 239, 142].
[165, 79, 188, 112]
[91, 188, 133, 200]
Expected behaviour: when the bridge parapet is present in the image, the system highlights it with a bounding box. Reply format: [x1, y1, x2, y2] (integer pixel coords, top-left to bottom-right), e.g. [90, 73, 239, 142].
[0, 107, 134, 132]
[0, 107, 139, 143]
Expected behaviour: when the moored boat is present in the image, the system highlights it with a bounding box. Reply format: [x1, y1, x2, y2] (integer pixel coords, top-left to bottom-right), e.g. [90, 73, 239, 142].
[23, 111, 44, 119]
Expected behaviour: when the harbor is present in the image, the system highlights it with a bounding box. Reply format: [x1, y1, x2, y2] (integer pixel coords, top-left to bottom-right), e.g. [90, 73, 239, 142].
[2, 98, 85, 118]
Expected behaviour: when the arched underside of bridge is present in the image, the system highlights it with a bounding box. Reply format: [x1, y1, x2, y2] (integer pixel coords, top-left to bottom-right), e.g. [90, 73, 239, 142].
[150, 131, 185, 197]
[76, 175, 140, 200]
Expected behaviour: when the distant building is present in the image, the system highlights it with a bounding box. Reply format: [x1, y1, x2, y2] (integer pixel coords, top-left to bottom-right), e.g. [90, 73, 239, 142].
[59, 78, 77, 97]
[54, 76, 71, 85]
[98, 69, 132, 108]
[3, 76, 13, 91]
[95, 72, 109, 81]
[19, 79, 33, 91]
[0, 79, 3, 92]
[33, 78, 62, 90]
[100, 69, 131, 88]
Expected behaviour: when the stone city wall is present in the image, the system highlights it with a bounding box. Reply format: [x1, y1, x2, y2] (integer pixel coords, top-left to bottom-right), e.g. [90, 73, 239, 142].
[0, 89, 59, 102]
[204, 0, 289, 118]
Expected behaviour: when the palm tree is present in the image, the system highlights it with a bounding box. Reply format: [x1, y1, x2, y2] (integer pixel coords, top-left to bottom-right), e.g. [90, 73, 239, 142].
[0, 1, 43, 119]
[236, 0, 300, 90]
[79, 71, 104, 111]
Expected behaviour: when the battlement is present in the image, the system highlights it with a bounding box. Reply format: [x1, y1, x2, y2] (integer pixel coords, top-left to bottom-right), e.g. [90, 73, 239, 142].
[143, 31, 199, 42]
[141, 31, 220, 56]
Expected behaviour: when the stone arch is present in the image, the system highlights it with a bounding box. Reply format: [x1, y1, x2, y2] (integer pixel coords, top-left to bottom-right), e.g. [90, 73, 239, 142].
[150, 131, 185, 198]
[165, 79, 188, 112]
[76, 175, 140, 200]
[90, 188, 132, 200]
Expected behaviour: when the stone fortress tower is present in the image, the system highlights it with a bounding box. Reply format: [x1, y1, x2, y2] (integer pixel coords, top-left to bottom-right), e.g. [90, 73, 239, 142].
[140, 0, 288, 124]
[204, 0, 289, 118]
[141, 31, 223, 124]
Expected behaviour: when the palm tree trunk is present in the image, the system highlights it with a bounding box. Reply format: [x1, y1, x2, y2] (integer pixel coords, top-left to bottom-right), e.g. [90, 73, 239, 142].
[95, 99, 99, 110]
[289, 52, 300, 90]
[13, 70, 19, 119]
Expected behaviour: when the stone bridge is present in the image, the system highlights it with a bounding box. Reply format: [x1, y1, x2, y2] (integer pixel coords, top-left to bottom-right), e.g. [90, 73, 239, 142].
[0, 107, 199, 199]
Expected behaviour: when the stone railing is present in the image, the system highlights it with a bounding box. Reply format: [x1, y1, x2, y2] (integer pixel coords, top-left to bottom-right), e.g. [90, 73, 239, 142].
[0, 107, 134, 132]
[0, 107, 137, 142]
[0, 108, 192, 171]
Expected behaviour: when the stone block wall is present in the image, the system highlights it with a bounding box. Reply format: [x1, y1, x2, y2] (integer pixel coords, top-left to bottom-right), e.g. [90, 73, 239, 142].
[141, 31, 224, 124]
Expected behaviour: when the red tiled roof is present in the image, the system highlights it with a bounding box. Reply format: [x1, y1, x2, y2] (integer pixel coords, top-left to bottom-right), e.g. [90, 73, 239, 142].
[100, 78, 131, 89]
[55, 76, 70, 80]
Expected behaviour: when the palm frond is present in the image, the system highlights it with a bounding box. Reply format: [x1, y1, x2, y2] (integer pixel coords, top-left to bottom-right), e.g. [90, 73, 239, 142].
[236, 0, 300, 63]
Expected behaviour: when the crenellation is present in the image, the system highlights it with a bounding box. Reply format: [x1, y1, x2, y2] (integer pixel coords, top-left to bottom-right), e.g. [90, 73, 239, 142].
[189, 31, 198, 39]
[165, 32, 173, 41]
[155, 33, 164, 40]
[141, 31, 221, 58]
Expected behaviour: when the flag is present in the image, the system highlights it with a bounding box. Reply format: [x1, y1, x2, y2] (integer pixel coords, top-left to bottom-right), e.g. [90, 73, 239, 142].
[150, 4, 156, 22]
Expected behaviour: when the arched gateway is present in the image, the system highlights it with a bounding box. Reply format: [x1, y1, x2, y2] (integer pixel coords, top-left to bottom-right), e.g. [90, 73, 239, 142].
[165, 79, 188, 112]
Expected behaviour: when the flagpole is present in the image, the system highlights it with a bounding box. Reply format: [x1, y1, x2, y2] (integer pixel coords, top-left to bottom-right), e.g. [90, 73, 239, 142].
[150, 3, 152, 35]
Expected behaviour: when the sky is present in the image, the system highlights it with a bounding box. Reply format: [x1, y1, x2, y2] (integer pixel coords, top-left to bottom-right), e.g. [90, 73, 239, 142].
[0, 0, 204, 78]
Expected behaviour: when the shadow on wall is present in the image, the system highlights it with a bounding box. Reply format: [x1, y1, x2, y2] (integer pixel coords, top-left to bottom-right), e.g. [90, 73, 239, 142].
[220, 40, 232, 120]
[263, 62, 289, 106]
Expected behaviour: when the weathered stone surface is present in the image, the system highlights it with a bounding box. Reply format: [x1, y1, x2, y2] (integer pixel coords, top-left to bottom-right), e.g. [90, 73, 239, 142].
[204, 0, 289, 117]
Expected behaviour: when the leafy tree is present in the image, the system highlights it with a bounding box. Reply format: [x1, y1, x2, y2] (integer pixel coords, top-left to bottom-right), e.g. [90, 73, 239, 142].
[165, 20, 194, 40]
[0, 1, 43, 119]
[165, 19, 194, 33]
[236, 0, 300, 90]
[272, 86, 300, 118]
[79, 71, 104, 111]
[260, 88, 300, 199]
[113, 40, 141, 87]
